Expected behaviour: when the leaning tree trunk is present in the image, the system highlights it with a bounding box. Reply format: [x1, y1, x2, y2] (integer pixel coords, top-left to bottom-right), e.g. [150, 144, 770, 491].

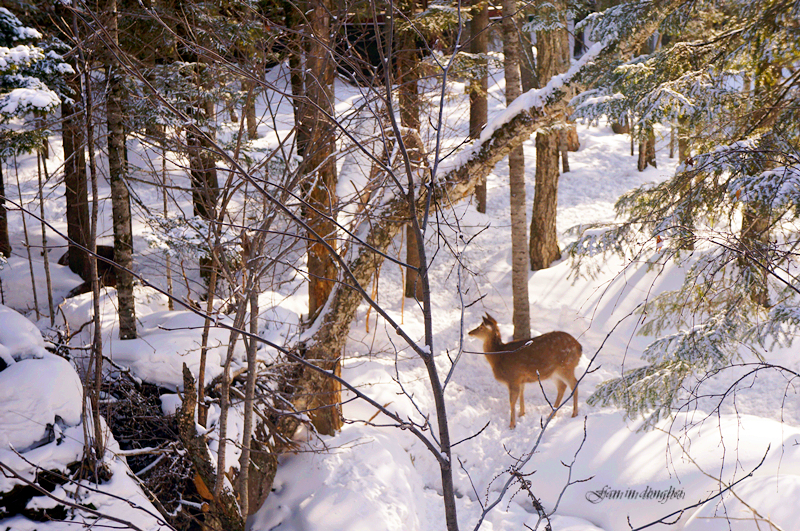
[530, 0, 569, 271]
[106, 0, 136, 339]
[470, 0, 489, 213]
[502, 0, 531, 340]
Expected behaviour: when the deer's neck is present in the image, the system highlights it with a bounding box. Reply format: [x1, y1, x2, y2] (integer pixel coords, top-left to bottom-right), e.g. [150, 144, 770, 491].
[482, 334, 505, 354]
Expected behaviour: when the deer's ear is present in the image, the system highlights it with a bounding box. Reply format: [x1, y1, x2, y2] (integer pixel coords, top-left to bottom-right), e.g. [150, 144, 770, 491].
[482, 315, 490, 325]
[485, 313, 497, 325]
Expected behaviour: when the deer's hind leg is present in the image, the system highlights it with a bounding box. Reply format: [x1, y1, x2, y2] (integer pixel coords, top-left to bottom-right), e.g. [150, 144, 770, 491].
[518, 384, 526, 417]
[508, 384, 521, 429]
[553, 379, 567, 411]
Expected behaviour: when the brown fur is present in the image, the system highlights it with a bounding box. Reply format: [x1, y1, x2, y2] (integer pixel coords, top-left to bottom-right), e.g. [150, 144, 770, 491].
[468, 313, 581, 428]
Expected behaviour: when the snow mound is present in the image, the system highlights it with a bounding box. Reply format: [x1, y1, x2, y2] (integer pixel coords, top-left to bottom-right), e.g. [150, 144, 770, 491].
[251, 426, 425, 531]
[0, 354, 83, 451]
[0, 304, 83, 451]
[59, 287, 245, 389]
[684, 475, 800, 530]
[0, 304, 170, 531]
[0, 303, 47, 365]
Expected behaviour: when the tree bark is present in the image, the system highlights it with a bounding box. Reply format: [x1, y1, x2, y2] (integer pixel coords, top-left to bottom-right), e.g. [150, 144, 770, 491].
[0, 163, 9, 258]
[397, 1, 425, 300]
[244, 79, 258, 140]
[179, 366, 244, 531]
[530, 0, 569, 271]
[297, 0, 340, 434]
[188, 64, 219, 220]
[238, 287, 259, 517]
[106, 0, 137, 339]
[637, 126, 656, 171]
[470, 0, 489, 213]
[502, 0, 531, 340]
[62, 88, 91, 279]
[530, 132, 561, 268]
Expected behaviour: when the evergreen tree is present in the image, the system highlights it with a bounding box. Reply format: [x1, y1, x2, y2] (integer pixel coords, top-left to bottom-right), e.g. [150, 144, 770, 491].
[0, 8, 70, 258]
[569, 0, 800, 426]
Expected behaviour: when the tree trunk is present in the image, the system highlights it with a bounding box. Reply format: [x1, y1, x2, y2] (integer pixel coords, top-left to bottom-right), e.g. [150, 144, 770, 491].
[397, 2, 420, 132]
[398, 1, 425, 300]
[637, 126, 656, 171]
[470, 0, 489, 213]
[740, 205, 770, 307]
[298, 0, 340, 434]
[188, 65, 219, 220]
[238, 286, 259, 517]
[62, 91, 91, 279]
[530, 0, 569, 271]
[106, 0, 136, 339]
[559, 129, 570, 173]
[0, 162, 9, 258]
[530, 132, 561, 269]
[519, 14, 537, 92]
[179, 366, 244, 531]
[502, 0, 531, 340]
[244, 78, 258, 140]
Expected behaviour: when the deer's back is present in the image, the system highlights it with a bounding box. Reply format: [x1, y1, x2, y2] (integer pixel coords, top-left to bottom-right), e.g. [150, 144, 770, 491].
[486, 331, 581, 385]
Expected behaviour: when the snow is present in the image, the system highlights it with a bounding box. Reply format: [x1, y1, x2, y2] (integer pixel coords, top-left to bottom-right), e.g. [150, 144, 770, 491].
[0, 50, 798, 531]
[58, 286, 246, 390]
[0, 353, 82, 451]
[250, 427, 425, 531]
[0, 305, 169, 530]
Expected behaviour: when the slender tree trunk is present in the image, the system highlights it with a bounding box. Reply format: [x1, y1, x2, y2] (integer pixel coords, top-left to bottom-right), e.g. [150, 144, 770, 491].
[470, 0, 489, 213]
[244, 79, 258, 140]
[0, 162, 9, 258]
[179, 367, 244, 531]
[14, 155, 40, 320]
[76, 26, 105, 462]
[213, 306, 247, 499]
[106, 0, 136, 339]
[238, 284, 258, 517]
[197, 254, 218, 428]
[502, 0, 531, 340]
[37, 152, 55, 325]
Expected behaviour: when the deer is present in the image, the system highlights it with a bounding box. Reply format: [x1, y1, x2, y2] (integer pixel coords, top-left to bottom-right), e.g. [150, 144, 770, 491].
[468, 313, 582, 428]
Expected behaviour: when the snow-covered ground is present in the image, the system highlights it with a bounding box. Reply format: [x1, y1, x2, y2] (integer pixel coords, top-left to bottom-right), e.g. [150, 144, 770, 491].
[1, 61, 799, 531]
